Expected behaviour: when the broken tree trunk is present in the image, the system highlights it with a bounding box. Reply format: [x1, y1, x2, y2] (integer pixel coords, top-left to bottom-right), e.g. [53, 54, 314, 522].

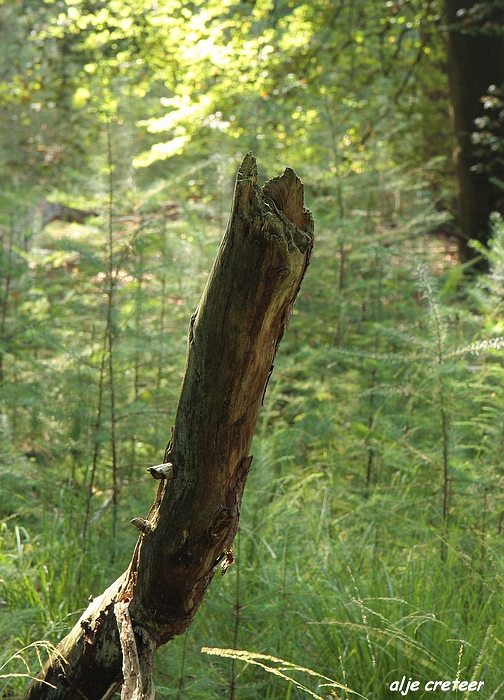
[24, 153, 314, 700]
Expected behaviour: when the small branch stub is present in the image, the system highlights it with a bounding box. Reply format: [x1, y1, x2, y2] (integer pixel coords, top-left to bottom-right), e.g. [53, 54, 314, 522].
[146, 463, 174, 480]
[131, 518, 153, 534]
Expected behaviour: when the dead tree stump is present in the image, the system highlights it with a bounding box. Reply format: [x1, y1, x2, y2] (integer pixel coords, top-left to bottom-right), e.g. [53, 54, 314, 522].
[24, 153, 314, 700]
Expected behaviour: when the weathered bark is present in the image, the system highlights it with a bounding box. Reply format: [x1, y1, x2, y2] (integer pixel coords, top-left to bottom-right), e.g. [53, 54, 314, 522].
[24, 153, 314, 700]
[445, 0, 504, 265]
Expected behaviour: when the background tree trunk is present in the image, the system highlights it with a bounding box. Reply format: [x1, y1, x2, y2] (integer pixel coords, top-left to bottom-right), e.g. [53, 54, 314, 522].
[445, 0, 504, 265]
[23, 153, 314, 700]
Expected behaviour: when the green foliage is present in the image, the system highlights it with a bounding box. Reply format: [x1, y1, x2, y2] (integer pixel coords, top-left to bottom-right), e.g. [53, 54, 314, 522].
[471, 84, 504, 191]
[0, 0, 454, 196]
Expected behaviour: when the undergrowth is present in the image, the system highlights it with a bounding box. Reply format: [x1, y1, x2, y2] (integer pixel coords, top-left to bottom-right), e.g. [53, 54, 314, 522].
[1, 166, 504, 698]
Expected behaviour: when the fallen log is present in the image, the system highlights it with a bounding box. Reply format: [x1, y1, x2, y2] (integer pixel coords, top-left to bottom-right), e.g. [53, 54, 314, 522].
[24, 153, 314, 700]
